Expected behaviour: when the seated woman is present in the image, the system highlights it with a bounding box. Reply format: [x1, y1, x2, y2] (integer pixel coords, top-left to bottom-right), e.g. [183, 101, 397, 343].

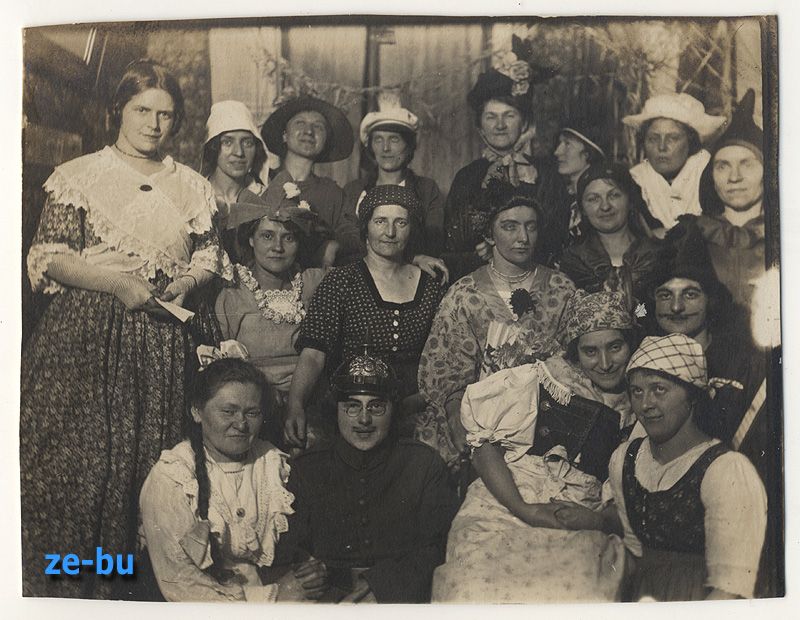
[215, 181, 328, 444]
[284, 185, 445, 448]
[604, 334, 767, 601]
[432, 291, 638, 602]
[559, 162, 667, 310]
[275, 347, 458, 603]
[139, 352, 328, 602]
[622, 93, 725, 236]
[416, 181, 575, 466]
[200, 100, 270, 262]
[343, 93, 447, 279]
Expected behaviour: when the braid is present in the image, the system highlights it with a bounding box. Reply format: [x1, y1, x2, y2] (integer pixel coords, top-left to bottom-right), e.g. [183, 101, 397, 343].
[189, 421, 234, 583]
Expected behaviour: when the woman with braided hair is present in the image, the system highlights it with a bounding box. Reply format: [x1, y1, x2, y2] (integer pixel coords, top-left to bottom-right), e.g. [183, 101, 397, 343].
[139, 354, 327, 602]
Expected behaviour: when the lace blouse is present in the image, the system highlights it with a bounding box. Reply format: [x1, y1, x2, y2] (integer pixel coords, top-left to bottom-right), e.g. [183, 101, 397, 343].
[139, 439, 294, 602]
[28, 146, 232, 294]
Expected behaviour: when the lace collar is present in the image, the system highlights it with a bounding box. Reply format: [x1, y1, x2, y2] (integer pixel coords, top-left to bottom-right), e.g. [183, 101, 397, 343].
[236, 264, 306, 324]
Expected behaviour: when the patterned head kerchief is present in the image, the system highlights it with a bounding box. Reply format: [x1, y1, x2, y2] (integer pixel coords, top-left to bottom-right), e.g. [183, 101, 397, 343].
[626, 333, 742, 396]
[357, 184, 423, 227]
[331, 344, 397, 399]
[559, 290, 635, 347]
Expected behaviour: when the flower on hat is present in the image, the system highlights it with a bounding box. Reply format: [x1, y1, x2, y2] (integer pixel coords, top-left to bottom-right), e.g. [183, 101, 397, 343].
[634, 303, 647, 318]
[496, 51, 531, 96]
[283, 182, 301, 199]
[298, 200, 311, 211]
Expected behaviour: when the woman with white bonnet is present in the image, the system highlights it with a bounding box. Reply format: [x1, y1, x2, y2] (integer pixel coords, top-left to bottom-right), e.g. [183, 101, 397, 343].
[200, 100, 271, 261]
[343, 92, 447, 280]
[623, 93, 725, 236]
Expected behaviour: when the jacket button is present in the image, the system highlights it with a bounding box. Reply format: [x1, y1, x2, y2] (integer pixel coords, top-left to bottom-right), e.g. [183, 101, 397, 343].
[358, 498, 366, 506]
[364, 539, 372, 546]
[539, 426, 550, 436]
[540, 400, 552, 411]
[345, 544, 353, 552]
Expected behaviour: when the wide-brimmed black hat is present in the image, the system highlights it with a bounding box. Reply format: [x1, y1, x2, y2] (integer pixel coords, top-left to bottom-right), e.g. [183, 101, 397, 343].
[260, 96, 354, 163]
[331, 345, 397, 399]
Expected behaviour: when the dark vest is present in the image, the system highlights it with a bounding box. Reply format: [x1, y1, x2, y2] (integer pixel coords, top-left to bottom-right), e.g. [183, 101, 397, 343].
[527, 386, 623, 481]
[622, 437, 729, 553]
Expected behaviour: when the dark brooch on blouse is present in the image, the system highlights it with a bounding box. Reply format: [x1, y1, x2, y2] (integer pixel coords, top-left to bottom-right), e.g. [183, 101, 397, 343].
[510, 288, 535, 319]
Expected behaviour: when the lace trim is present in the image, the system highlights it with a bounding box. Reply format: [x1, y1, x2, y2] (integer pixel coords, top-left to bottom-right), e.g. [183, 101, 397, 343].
[26, 242, 80, 295]
[191, 245, 234, 282]
[44, 153, 220, 280]
[255, 450, 295, 567]
[235, 264, 306, 324]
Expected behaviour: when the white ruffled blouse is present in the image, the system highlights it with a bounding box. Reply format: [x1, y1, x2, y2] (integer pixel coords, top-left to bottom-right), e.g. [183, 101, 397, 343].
[139, 439, 294, 602]
[28, 146, 232, 295]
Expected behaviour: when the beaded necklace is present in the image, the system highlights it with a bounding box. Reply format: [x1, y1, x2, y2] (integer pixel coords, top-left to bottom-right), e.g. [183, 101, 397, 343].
[236, 264, 306, 325]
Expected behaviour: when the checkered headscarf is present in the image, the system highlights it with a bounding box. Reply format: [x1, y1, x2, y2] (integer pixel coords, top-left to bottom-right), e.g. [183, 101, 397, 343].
[626, 333, 742, 396]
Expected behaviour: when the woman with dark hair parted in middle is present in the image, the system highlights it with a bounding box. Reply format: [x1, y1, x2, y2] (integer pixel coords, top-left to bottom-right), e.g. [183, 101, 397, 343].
[558, 162, 668, 311]
[416, 180, 575, 467]
[199, 100, 270, 262]
[140, 354, 328, 602]
[215, 181, 329, 446]
[21, 59, 230, 599]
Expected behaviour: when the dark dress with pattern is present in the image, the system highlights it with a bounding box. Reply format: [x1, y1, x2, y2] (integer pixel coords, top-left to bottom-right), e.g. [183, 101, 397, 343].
[20, 154, 224, 599]
[296, 260, 444, 399]
[622, 437, 730, 601]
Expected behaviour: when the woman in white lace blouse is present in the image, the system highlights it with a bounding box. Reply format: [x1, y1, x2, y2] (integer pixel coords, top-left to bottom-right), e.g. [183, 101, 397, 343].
[20, 59, 231, 599]
[140, 354, 327, 602]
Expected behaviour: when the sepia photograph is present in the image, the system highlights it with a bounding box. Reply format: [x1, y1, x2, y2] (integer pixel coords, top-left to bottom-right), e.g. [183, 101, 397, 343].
[14, 3, 785, 612]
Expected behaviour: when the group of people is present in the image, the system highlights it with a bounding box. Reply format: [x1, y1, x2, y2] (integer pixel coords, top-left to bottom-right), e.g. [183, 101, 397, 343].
[20, 53, 774, 604]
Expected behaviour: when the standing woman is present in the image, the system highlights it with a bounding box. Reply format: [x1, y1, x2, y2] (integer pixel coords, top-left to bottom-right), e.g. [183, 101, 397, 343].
[21, 59, 230, 599]
[284, 185, 445, 448]
[622, 93, 725, 236]
[200, 100, 270, 262]
[260, 95, 360, 266]
[553, 117, 607, 244]
[443, 52, 568, 279]
[559, 163, 667, 310]
[343, 94, 447, 275]
[417, 181, 575, 466]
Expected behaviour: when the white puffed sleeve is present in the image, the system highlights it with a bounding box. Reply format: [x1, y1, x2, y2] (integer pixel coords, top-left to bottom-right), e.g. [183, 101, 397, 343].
[701, 452, 767, 598]
[460, 363, 543, 463]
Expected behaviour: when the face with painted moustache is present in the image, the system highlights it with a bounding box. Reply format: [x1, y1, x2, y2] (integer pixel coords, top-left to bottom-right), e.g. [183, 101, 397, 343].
[654, 277, 708, 339]
[337, 394, 393, 451]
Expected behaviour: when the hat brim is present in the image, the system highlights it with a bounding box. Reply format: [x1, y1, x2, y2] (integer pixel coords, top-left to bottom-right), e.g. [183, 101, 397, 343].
[261, 97, 354, 163]
[622, 110, 725, 142]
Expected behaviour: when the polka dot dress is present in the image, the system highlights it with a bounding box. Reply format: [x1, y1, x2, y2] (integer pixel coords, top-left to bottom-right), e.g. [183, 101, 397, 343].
[297, 260, 444, 398]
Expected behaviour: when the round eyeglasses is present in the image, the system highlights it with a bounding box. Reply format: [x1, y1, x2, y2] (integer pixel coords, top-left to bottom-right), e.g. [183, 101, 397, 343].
[340, 400, 388, 417]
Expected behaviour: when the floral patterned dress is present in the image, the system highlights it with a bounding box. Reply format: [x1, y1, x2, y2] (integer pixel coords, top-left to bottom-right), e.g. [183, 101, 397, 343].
[20, 147, 230, 599]
[415, 264, 575, 465]
[432, 356, 631, 603]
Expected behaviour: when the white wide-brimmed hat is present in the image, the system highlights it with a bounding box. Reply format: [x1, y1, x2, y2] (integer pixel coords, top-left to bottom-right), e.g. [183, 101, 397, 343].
[359, 91, 419, 146]
[204, 100, 269, 154]
[622, 93, 725, 142]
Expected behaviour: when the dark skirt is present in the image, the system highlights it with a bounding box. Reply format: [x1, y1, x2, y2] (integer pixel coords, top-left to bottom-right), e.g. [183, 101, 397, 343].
[20, 285, 220, 599]
[631, 548, 707, 602]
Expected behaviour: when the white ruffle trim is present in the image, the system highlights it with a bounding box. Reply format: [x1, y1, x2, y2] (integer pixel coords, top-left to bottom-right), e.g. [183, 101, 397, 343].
[190, 245, 234, 283]
[26, 242, 79, 294]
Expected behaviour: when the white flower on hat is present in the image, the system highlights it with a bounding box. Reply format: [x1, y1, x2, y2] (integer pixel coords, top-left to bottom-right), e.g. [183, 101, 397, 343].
[283, 182, 301, 199]
[496, 50, 531, 95]
[634, 303, 647, 318]
[298, 200, 311, 211]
